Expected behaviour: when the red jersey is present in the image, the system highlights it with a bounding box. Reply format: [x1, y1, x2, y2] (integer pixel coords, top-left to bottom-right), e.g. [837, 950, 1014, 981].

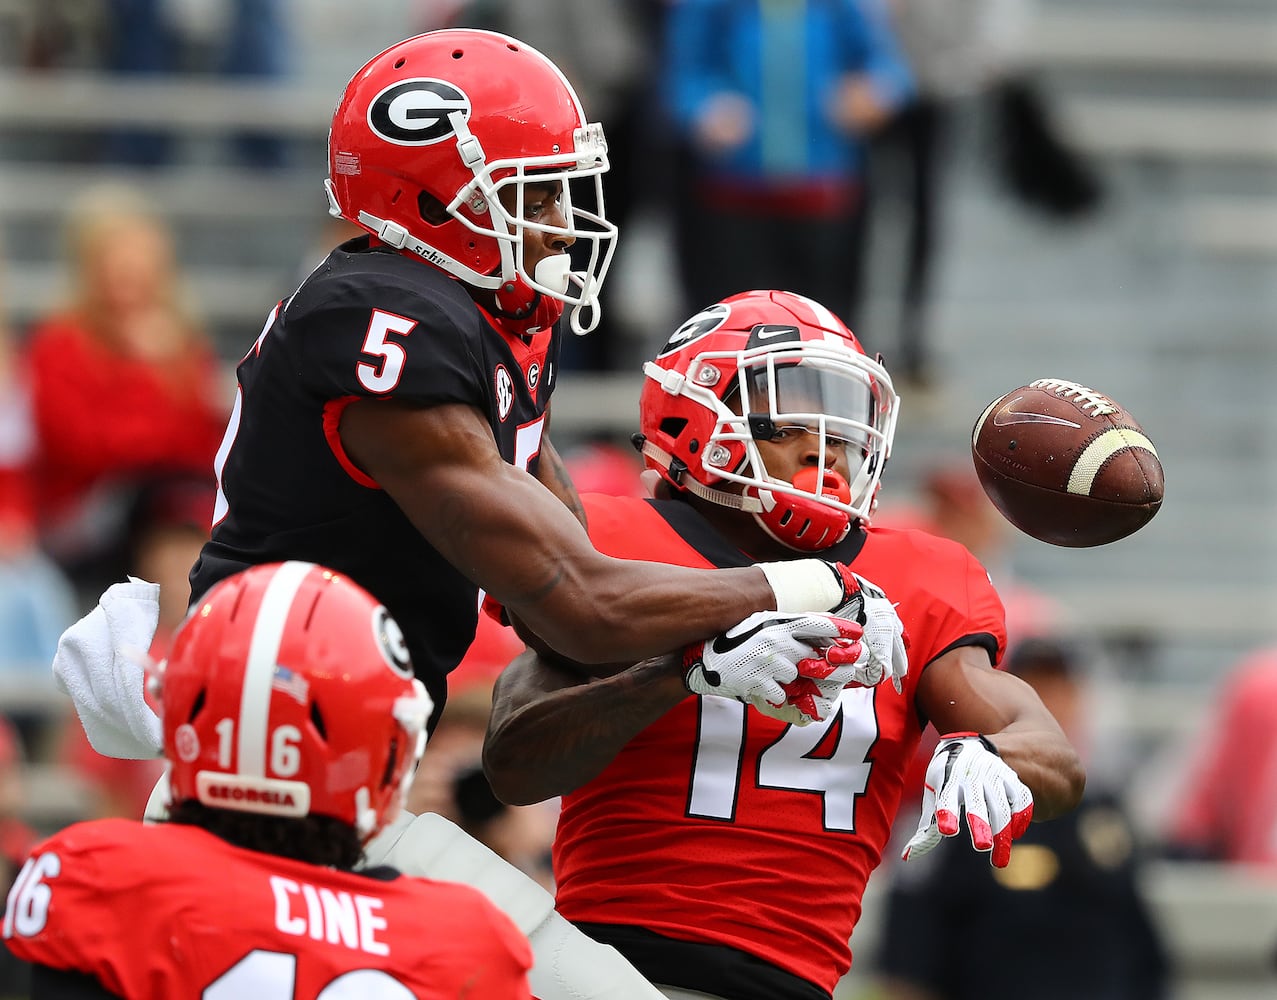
[4, 819, 532, 999]
[554, 495, 1007, 997]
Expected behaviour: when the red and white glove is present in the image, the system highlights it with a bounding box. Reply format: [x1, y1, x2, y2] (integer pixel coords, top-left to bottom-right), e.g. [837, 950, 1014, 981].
[757, 561, 909, 694]
[902, 733, 1034, 868]
[773, 631, 872, 724]
[830, 568, 909, 694]
[683, 611, 863, 726]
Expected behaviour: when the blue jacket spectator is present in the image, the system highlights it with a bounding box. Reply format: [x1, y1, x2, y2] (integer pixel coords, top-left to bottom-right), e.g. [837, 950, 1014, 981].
[664, 0, 913, 187]
[661, 0, 913, 320]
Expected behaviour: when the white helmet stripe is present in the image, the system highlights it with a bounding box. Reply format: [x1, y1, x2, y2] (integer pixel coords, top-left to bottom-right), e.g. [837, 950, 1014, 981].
[237, 561, 316, 777]
[801, 293, 842, 332]
[783, 291, 842, 335]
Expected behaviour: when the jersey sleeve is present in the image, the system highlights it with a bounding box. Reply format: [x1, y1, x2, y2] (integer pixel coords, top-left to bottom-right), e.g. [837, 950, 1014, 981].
[866, 528, 1008, 678]
[3, 829, 123, 992]
[281, 263, 491, 410]
[918, 541, 1007, 669]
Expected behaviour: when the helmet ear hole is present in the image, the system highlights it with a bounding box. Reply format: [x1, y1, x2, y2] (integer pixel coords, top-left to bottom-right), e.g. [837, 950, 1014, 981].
[187, 688, 207, 725]
[309, 701, 327, 741]
[659, 417, 688, 439]
[379, 737, 400, 788]
[417, 191, 450, 226]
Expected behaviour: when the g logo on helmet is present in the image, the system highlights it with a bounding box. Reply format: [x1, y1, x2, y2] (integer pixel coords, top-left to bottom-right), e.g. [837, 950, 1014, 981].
[367, 79, 471, 146]
[372, 605, 413, 679]
[657, 303, 730, 358]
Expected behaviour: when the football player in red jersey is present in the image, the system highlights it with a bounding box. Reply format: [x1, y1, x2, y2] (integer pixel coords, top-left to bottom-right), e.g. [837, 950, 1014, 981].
[482, 290, 1088, 1000]
[6, 562, 533, 1000]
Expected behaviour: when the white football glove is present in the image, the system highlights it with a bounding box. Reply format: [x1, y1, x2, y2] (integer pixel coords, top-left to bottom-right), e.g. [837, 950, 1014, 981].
[902, 733, 1034, 869]
[683, 611, 862, 726]
[830, 570, 909, 694]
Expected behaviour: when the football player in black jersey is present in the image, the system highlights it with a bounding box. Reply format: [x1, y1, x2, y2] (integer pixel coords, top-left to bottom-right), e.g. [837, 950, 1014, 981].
[169, 29, 890, 1000]
[191, 29, 874, 743]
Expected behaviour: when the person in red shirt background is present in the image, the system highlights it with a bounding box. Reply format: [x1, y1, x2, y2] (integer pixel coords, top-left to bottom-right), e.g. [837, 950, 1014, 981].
[1163, 647, 1277, 868]
[23, 182, 228, 603]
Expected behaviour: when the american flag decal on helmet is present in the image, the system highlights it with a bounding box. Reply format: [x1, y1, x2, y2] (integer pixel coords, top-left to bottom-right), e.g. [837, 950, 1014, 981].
[271, 665, 310, 704]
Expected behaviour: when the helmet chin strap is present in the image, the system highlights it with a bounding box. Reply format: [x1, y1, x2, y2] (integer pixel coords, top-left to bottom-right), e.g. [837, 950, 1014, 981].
[330, 177, 603, 334]
[637, 439, 763, 513]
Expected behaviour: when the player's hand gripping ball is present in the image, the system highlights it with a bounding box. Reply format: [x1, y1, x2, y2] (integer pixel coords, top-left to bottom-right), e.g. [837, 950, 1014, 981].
[971, 378, 1164, 547]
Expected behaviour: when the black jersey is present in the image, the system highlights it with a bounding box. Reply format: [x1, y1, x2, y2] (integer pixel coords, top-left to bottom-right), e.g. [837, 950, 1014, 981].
[190, 238, 560, 726]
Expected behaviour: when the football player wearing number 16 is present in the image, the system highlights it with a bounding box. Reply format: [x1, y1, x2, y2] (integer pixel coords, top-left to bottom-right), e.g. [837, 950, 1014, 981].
[6, 563, 534, 1000]
[482, 290, 1088, 1000]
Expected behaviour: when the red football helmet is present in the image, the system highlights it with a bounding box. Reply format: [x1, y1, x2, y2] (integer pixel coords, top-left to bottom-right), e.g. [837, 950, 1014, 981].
[325, 29, 616, 334]
[152, 562, 432, 843]
[638, 290, 899, 551]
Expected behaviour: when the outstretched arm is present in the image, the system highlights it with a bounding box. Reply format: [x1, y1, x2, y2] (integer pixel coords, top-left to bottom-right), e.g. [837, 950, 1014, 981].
[340, 400, 841, 666]
[901, 646, 1085, 868]
[483, 649, 687, 806]
[917, 646, 1085, 820]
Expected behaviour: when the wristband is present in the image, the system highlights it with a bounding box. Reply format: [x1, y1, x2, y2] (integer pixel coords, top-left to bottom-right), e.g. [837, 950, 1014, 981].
[757, 560, 845, 613]
[940, 732, 1001, 756]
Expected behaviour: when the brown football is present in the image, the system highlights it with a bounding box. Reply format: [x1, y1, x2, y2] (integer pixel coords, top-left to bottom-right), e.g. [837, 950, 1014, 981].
[971, 379, 1164, 547]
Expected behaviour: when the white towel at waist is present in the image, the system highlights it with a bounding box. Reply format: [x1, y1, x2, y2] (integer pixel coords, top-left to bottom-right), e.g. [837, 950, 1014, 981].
[52, 577, 162, 759]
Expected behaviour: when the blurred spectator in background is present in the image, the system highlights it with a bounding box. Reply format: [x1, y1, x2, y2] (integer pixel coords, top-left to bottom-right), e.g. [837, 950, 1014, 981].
[59, 473, 214, 821]
[874, 635, 1170, 1000]
[101, 0, 294, 167]
[847, 0, 1013, 385]
[852, 0, 1101, 386]
[661, 0, 912, 321]
[23, 182, 228, 606]
[448, 0, 657, 371]
[0, 244, 78, 680]
[1161, 647, 1277, 869]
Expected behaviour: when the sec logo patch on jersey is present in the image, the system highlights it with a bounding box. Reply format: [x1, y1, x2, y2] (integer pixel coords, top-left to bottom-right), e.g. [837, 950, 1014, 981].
[495, 365, 514, 420]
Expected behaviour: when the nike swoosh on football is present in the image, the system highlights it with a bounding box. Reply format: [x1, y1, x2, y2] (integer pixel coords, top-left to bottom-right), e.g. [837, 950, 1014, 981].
[992, 396, 1082, 429]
